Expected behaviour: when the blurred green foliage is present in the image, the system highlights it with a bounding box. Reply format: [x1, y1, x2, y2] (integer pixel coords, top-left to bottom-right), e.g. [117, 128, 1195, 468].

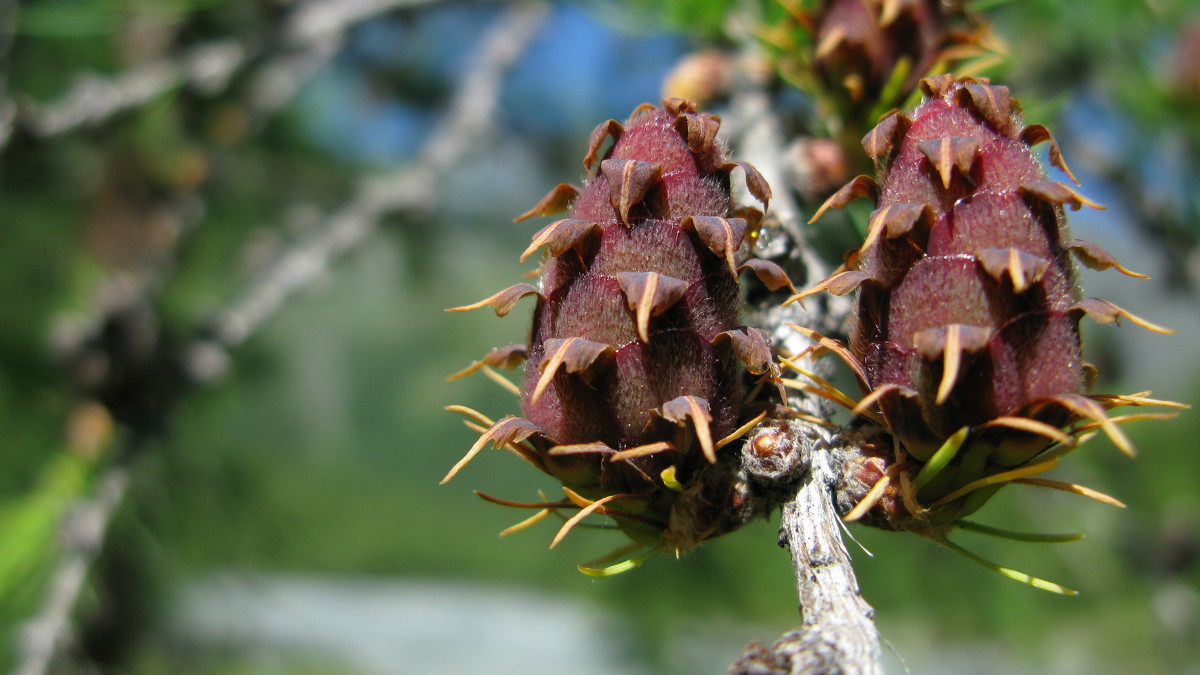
[1, 1, 1197, 673]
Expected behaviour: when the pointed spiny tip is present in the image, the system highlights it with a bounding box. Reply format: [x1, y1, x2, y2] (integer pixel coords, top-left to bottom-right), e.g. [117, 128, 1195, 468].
[1067, 239, 1150, 279]
[1053, 394, 1137, 458]
[781, 291, 807, 308]
[719, 161, 772, 208]
[531, 337, 615, 405]
[1015, 477, 1127, 509]
[550, 492, 623, 549]
[514, 183, 580, 222]
[446, 283, 541, 317]
[809, 175, 878, 223]
[443, 416, 545, 483]
[616, 272, 689, 344]
[547, 441, 615, 457]
[919, 74, 958, 99]
[851, 383, 909, 416]
[688, 400, 717, 464]
[659, 396, 715, 463]
[785, 267, 869, 305]
[786, 322, 872, 386]
[716, 410, 768, 450]
[673, 111, 722, 154]
[739, 258, 797, 294]
[1071, 298, 1175, 335]
[982, 416, 1075, 448]
[1021, 124, 1080, 186]
[1091, 392, 1189, 410]
[447, 345, 527, 381]
[954, 80, 1016, 133]
[917, 136, 980, 190]
[583, 119, 624, 171]
[601, 159, 663, 226]
[878, 0, 903, 26]
[975, 248, 1049, 293]
[862, 110, 912, 160]
[910, 324, 991, 405]
[862, 203, 931, 255]
[814, 25, 846, 59]
[1020, 180, 1105, 211]
[441, 432, 492, 484]
[530, 348, 564, 407]
[499, 509, 553, 536]
[610, 441, 674, 462]
[520, 219, 601, 262]
[443, 405, 497, 437]
[634, 273, 659, 343]
[936, 350, 961, 406]
[681, 216, 746, 280]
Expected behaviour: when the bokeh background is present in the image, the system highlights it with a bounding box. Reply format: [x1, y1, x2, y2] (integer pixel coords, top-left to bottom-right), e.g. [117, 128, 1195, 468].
[1, 1, 1198, 673]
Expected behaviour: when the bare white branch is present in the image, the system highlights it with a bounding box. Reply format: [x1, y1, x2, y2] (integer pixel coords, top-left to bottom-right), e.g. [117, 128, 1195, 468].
[13, 4, 548, 674]
[243, 0, 447, 119]
[208, 1, 549, 351]
[286, 0, 442, 45]
[3, 0, 448, 145]
[733, 422, 882, 675]
[15, 464, 131, 675]
[21, 41, 246, 138]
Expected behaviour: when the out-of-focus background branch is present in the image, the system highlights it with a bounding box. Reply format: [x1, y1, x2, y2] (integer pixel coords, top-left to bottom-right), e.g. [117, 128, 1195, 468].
[1, 1, 1198, 673]
[8, 4, 548, 673]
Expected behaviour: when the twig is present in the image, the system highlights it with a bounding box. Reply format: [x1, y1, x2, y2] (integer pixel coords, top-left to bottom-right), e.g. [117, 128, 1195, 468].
[734, 422, 882, 675]
[722, 25, 880, 674]
[0, 0, 444, 148]
[18, 39, 247, 139]
[15, 462, 132, 675]
[285, 0, 443, 45]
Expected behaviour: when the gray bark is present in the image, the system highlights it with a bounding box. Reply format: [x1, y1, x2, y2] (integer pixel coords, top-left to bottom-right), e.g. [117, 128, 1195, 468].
[733, 422, 882, 675]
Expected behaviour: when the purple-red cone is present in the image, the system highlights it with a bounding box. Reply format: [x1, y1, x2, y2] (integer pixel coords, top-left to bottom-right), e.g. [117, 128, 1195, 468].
[448, 100, 793, 554]
[798, 76, 1179, 531]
